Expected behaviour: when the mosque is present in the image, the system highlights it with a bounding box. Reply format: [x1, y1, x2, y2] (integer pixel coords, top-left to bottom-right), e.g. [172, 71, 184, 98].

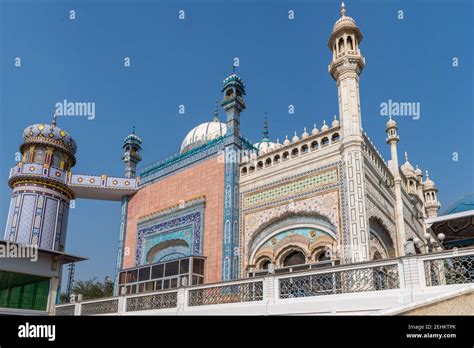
[2, 3, 447, 303]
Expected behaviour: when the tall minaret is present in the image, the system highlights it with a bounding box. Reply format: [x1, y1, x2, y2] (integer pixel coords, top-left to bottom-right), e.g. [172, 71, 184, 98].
[220, 71, 246, 280]
[5, 115, 76, 252]
[114, 127, 142, 295]
[328, 3, 369, 262]
[386, 117, 407, 256]
[328, 1, 365, 140]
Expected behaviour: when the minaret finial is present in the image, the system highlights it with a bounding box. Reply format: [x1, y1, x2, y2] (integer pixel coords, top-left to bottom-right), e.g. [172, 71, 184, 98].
[263, 113, 269, 140]
[425, 170, 430, 178]
[52, 110, 58, 127]
[341, 1, 346, 17]
[213, 99, 219, 121]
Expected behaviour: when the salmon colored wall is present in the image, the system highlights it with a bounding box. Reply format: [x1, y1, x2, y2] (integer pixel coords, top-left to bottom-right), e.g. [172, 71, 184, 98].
[124, 157, 224, 283]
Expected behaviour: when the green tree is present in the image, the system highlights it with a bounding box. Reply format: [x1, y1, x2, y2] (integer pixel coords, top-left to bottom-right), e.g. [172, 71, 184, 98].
[60, 277, 113, 303]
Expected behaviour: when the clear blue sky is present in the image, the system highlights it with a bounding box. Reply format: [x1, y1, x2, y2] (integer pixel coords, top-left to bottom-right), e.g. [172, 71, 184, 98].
[1, 0, 473, 288]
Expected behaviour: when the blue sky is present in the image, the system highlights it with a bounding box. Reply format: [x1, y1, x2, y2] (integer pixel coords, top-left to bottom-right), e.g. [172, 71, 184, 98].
[1, 0, 472, 288]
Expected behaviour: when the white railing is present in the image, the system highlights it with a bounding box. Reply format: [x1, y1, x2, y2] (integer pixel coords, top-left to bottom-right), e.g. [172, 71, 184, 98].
[55, 247, 474, 315]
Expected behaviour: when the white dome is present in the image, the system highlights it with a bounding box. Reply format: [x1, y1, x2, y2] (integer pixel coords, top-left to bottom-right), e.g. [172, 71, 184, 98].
[180, 120, 227, 153]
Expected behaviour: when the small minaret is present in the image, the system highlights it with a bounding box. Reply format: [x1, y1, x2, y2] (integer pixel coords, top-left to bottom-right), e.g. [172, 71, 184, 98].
[423, 170, 441, 218]
[122, 127, 142, 178]
[262, 115, 269, 142]
[385, 117, 407, 256]
[328, 1, 365, 140]
[221, 71, 246, 138]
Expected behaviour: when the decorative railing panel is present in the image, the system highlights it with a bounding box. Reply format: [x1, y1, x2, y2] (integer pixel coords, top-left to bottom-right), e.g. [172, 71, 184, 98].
[188, 281, 263, 306]
[424, 255, 474, 287]
[55, 305, 75, 316]
[81, 299, 119, 315]
[126, 292, 178, 312]
[279, 264, 399, 299]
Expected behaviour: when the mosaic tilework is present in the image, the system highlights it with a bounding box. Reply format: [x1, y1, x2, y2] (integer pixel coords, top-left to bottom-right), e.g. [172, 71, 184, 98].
[7, 194, 23, 242]
[135, 203, 204, 266]
[31, 195, 45, 246]
[222, 146, 241, 281]
[114, 196, 129, 295]
[239, 161, 345, 273]
[4, 196, 16, 240]
[261, 228, 329, 248]
[124, 156, 224, 284]
[244, 169, 337, 209]
[144, 226, 193, 263]
[244, 191, 340, 253]
[40, 197, 58, 249]
[16, 194, 36, 244]
[58, 202, 69, 250]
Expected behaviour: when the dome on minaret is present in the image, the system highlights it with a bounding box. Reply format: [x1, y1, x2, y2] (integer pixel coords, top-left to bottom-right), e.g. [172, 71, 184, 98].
[123, 126, 142, 149]
[386, 117, 397, 129]
[423, 170, 437, 190]
[22, 114, 77, 156]
[329, 1, 363, 47]
[414, 165, 423, 177]
[332, 2, 358, 32]
[401, 152, 415, 177]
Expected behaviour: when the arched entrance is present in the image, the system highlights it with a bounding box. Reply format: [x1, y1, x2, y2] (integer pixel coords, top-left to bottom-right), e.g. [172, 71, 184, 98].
[247, 213, 338, 273]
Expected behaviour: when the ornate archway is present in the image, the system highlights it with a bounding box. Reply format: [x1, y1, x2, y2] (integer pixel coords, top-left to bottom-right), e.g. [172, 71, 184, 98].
[247, 213, 338, 271]
[369, 217, 395, 259]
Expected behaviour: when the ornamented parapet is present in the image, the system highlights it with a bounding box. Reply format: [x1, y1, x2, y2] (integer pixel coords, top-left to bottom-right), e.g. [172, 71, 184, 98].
[68, 174, 139, 201]
[9, 163, 69, 186]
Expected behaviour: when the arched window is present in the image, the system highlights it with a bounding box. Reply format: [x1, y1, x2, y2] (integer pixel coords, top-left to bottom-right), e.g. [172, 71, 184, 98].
[372, 251, 383, 260]
[347, 36, 354, 50]
[273, 154, 281, 163]
[283, 250, 305, 267]
[291, 148, 299, 157]
[318, 252, 331, 262]
[311, 141, 319, 150]
[338, 37, 344, 53]
[260, 259, 271, 270]
[241, 167, 248, 175]
[34, 146, 46, 164]
[301, 144, 308, 154]
[331, 133, 340, 142]
[257, 161, 263, 170]
[249, 165, 255, 173]
[51, 151, 62, 168]
[282, 151, 289, 161]
[265, 158, 272, 167]
[321, 137, 329, 146]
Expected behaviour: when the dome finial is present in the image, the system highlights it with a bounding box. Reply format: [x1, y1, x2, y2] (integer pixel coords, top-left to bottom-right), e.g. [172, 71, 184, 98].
[341, 1, 346, 17]
[51, 109, 58, 127]
[425, 170, 430, 179]
[132, 125, 136, 134]
[213, 99, 219, 121]
[404, 151, 409, 162]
